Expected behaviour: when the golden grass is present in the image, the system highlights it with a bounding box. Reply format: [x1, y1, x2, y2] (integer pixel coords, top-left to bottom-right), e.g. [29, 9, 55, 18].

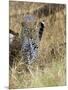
[9, 2, 66, 89]
[9, 58, 66, 89]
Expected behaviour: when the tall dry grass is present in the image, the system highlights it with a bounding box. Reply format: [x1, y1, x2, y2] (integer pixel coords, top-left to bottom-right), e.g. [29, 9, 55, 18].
[9, 1, 66, 89]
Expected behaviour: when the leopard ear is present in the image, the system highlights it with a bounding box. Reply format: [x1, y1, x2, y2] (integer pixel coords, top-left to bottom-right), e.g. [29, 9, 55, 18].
[9, 29, 19, 36]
